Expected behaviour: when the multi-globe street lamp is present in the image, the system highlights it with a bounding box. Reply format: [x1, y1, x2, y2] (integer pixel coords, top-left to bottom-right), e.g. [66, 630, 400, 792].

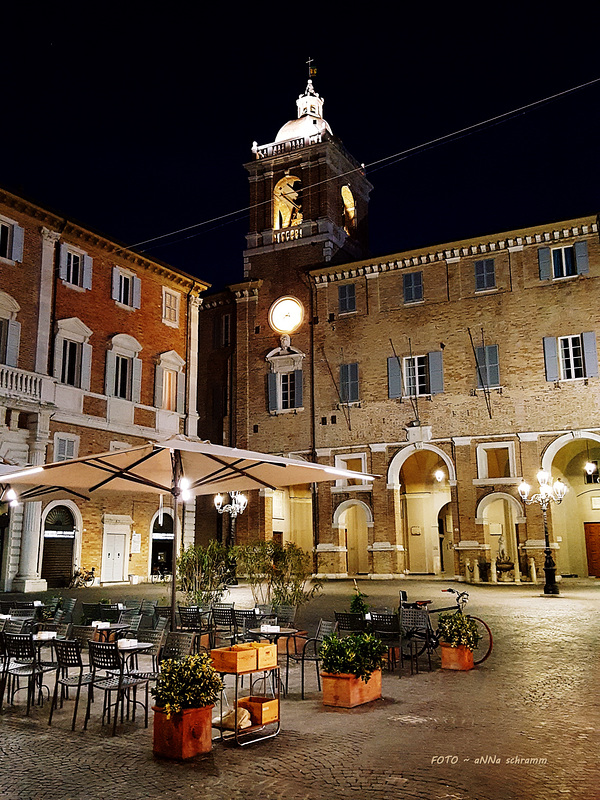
[214, 491, 248, 548]
[518, 470, 567, 595]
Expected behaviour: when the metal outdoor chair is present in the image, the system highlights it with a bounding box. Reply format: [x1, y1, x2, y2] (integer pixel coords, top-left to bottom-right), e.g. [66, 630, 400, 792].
[232, 609, 259, 644]
[160, 631, 196, 662]
[370, 611, 402, 672]
[70, 626, 97, 663]
[99, 606, 121, 623]
[118, 611, 143, 634]
[60, 598, 77, 624]
[285, 619, 338, 699]
[1, 633, 55, 715]
[84, 641, 149, 736]
[81, 603, 101, 626]
[124, 629, 166, 682]
[48, 639, 94, 730]
[140, 600, 158, 629]
[211, 604, 235, 647]
[178, 607, 212, 650]
[399, 606, 433, 673]
[334, 611, 367, 635]
[273, 605, 296, 628]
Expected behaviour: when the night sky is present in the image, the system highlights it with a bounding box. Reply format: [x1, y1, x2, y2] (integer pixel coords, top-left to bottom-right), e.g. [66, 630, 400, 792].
[4, 7, 600, 291]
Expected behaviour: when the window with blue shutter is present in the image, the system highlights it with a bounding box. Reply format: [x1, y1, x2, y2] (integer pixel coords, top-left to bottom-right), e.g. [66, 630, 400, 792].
[340, 362, 359, 403]
[338, 284, 356, 314]
[540, 242, 589, 281]
[475, 259, 495, 291]
[475, 345, 500, 388]
[4, 319, 21, 368]
[0, 221, 24, 262]
[545, 332, 597, 381]
[403, 271, 423, 303]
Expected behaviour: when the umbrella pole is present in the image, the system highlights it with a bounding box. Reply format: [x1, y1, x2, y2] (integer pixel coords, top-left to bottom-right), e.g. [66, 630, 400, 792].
[170, 451, 182, 633]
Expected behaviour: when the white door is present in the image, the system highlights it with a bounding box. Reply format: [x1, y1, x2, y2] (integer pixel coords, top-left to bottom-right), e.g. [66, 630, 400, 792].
[102, 533, 126, 582]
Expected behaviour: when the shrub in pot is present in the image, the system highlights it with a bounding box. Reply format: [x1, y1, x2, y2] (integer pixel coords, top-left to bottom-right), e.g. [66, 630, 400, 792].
[319, 632, 387, 707]
[151, 654, 223, 759]
[437, 613, 482, 671]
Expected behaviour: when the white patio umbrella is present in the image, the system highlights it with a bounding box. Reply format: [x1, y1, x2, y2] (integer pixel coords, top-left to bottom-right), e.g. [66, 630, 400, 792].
[0, 435, 375, 628]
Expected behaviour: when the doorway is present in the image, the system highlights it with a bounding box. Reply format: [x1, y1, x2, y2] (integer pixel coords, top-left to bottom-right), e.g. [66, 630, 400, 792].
[41, 505, 75, 588]
[584, 523, 600, 577]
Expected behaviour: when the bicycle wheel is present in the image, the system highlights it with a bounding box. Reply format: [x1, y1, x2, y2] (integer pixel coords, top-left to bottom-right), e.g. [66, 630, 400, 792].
[468, 616, 493, 664]
[84, 574, 95, 588]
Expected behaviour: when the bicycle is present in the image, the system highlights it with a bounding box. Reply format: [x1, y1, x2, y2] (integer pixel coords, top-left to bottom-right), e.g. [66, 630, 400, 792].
[69, 566, 96, 589]
[400, 587, 493, 665]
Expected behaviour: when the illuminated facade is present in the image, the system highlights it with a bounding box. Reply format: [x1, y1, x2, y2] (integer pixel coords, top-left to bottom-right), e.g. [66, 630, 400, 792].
[197, 80, 600, 583]
[0, 188, 207, 590]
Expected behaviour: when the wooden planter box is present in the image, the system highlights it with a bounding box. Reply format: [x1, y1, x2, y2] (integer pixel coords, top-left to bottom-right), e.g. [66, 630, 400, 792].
[211, 645, 257, 673]
[237, 696, 279, 725]
[153, 705, 214, 760]
[321, 669, 382, 708]
[250, 642, 278, 669]
[441, 644, 474, 671]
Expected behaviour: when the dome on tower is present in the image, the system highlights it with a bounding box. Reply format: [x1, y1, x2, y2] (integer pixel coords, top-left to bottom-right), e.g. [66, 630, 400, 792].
[274, 80, 333, 143]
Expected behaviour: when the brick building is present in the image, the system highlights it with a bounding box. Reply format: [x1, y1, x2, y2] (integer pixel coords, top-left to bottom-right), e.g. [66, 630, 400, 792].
[0, 187, 207, 590]
[197, 79, 600, 583]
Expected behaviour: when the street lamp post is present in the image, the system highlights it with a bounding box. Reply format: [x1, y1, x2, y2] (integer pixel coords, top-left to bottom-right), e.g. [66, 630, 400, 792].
[214, 491, 248, 549]
[518, 470, 567, 595]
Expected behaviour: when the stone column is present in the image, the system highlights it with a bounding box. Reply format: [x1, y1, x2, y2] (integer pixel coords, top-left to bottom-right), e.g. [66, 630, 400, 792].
[36, 228, 60, 374]
[185, 294, 201, 437]
[12, 433, 48, 592]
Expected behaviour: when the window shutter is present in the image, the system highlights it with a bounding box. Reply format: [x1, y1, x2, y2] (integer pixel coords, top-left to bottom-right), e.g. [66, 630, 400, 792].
[53, 335, 63, 379]
[349, 362, 359, 401]
[80, 343, 92, 391]
[487, 345, 500, 387]
[268, 372, 278, 412]
[177, 371, 186, 413]
[154, 364, 163, 408]
[543, 337, 559, 381]
[132, 276, 141, 309]
[57, 438, 68, 461]
[293, 369, 303, 408]
[105, 350, 116, 396]
[582, 331, 598, 378]
[388, 356, 402, 398]
[5, 320, 21, 367]
[575, 241, 589, 275]
[428, 351, 444, 394]
[538, 247, 551, 281]
[11, 225, 24, 262]
[131, 357, 142, 403]
[475, 346, 485, 389]
[339, 364, 349, 402]
[111, 267, 120, 301]
[83, 255, 93, 289]
[59, 244, 69, 280]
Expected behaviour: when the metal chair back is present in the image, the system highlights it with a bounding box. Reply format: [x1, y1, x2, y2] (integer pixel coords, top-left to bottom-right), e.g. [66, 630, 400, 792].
[160, 631, 195, 662]
[334, 611, 366, 634]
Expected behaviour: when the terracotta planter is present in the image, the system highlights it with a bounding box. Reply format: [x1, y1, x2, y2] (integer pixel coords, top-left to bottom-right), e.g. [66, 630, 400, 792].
[153, 705, 214, 759]
[440, 644, 474, 671]
[321, 669, 382, 708]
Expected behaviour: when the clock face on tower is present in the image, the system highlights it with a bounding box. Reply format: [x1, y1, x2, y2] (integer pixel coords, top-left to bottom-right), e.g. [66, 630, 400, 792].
[268, 296, 304, 334]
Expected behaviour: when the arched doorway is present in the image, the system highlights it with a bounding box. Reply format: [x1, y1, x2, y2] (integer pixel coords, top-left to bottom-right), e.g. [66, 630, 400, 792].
[334, 500, 371, 575]
[541, 433, 600, 577]
[437, 501, 454, 574]
[41, 505, 76, 587]
[398, 449, 452, 574]
[150, 511, 174, 577]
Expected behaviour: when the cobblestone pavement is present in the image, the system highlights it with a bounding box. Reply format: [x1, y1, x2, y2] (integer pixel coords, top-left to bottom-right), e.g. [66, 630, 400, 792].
[1, 578, 599, 800]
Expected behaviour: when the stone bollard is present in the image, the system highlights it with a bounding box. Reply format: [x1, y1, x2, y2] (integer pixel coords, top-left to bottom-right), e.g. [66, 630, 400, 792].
[465, 558, 472, 583]
[473, 560, 480, 583]
[529, 557, 537, 584]
[490, 560, 498, 583]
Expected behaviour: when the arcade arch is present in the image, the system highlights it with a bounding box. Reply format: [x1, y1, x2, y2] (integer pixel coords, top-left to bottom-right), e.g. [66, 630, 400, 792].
[333, 499, 372, 575]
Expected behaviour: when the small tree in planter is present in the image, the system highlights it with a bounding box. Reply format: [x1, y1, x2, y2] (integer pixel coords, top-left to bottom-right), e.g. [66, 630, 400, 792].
[152, 654, 223, 759]
[177, 541, 229, 606]
[349, 579, 369, 615]
[319, 632, 387, 707]
[271, 542, 322, 608]
[437, 613, 482, 671]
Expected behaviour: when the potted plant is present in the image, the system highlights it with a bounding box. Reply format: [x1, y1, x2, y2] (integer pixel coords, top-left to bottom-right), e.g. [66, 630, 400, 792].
[152, 654, 223, 759]
[319, 632, 387, 708]
[437, 613, 482, 671]
[349, 579, 369, 615]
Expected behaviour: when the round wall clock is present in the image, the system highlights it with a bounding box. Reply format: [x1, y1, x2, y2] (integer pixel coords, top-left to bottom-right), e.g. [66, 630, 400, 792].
[268, 296, 304, 334]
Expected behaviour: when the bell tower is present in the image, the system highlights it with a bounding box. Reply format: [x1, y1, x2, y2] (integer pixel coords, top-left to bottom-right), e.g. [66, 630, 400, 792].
[243, 79, 372, 283]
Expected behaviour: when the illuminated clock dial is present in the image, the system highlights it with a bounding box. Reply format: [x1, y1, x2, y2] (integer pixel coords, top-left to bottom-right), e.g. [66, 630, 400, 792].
[268, 296, 304, 334]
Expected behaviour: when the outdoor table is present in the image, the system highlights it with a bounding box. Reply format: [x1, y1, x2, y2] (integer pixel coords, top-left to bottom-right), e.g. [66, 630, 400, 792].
[247, 626, 298, 645]
[91, 623, 129, 642]
[117, 639, 153, 671]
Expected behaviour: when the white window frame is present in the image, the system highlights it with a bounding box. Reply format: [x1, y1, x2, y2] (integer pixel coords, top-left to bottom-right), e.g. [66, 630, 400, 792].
[0, 215, 24, 263]
[105, 333, 142, 403]
[558, 335, 585, 380]
[403, 355, 429, 397]
[266, 343, 305, 414]
[53, 318, 93, 391]
[552, 246, 577, 279]
[333, 452, 370, 491]
[0, 290, 21, 367]
[475, 441, 518, 484]
[59, 243, 92, 290]
[155, 350, 186, 413]
[53, 432, 80, 462]
[162, 287, 180, 328]
[112, 266, 141, 310]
